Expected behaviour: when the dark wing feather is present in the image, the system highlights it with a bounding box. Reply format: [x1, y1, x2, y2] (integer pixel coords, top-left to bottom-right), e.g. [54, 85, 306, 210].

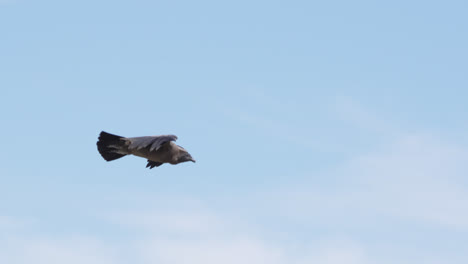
[127, 135, 178, 152]
[146, 160, 164, 169]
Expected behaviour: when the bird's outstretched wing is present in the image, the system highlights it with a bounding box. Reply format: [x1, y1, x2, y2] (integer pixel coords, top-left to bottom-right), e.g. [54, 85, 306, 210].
[127, 135, 178, 152]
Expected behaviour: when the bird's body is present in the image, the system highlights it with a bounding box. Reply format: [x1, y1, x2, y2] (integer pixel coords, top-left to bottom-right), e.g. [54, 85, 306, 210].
[129, 140, 180, 164]
[97, 131, 195, 169]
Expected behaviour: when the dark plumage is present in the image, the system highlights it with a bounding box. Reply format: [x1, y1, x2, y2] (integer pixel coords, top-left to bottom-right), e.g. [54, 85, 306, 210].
[97, 131, 195, 169]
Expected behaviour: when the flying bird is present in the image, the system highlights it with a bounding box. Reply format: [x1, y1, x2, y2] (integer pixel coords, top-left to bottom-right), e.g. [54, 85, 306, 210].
[97, 131, 195, 169]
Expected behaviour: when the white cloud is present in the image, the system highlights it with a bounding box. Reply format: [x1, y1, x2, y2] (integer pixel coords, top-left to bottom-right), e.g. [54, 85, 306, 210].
[0, 237, 120, 264]
[0, 210, 372, 264]
[2, 187, 467, 264]
[264, 133, 468, 230]
[112, 207, 376, 264]
[0, 215, 36, 232]
[139, 237, 286, 264]
[332, 95, 400, 136]
[111, 208, 226, 236]
[344, 134, 468, 229]
[0, 215, 20, 229]
[298, 240, 369, 264]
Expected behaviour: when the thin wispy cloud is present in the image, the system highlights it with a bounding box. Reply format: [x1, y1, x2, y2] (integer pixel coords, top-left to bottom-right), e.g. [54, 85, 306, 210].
[0, 209, 375, 264]
[0, 215, 35, 231]
[2, 199, 466, 264]
[269, 134, 468, 228]
[0, 236, 119, 264]
[332, 96, 393, 131]
[250, 98, 468, 231]
[219, 92, 374, 153]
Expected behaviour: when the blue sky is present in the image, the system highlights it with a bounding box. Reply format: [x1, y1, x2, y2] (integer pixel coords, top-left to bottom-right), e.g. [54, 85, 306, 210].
[1, 0, 467, 263]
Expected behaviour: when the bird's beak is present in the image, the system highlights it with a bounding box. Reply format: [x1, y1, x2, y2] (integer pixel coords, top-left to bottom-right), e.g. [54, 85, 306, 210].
[191, 158, 196, 163]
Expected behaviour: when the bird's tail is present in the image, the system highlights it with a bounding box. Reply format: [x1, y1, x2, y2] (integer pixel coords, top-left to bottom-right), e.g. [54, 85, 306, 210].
[97, 131, 128, 161]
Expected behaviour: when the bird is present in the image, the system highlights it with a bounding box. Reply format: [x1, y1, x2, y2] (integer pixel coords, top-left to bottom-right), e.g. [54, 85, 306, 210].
[97, 131, 195, 169]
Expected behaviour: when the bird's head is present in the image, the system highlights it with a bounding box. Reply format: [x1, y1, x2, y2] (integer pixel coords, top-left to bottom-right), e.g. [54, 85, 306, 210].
[177, 148, 196, 163]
